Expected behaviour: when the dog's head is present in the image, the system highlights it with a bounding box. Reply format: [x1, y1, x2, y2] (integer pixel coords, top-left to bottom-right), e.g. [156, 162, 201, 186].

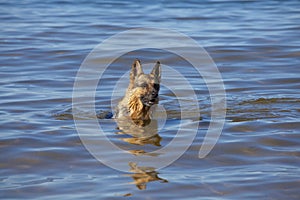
[129, 59, 161, 108]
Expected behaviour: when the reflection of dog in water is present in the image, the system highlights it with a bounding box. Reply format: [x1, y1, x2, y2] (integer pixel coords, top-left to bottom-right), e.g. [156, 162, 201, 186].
[127, 162, 168, 190]
[114, 59, 161, 126]
[115, 117, 162, 146]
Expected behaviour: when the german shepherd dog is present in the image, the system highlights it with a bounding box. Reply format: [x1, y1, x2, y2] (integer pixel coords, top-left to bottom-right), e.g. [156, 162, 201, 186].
[114, 59, 161, 126]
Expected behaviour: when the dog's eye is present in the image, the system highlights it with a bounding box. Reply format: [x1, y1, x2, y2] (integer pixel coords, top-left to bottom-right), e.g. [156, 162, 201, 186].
[140, 83, 147, 88]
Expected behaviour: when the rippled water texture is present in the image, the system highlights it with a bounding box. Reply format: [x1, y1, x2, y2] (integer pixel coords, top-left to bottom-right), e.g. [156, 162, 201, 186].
[1, 1, 300, 199]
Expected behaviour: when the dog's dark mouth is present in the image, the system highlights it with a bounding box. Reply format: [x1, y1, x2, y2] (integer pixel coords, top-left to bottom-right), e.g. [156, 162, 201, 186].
[142, 98, 157, 107]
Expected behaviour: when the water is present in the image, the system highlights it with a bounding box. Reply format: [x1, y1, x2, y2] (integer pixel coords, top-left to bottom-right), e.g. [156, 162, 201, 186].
[1, 0, 300, 199]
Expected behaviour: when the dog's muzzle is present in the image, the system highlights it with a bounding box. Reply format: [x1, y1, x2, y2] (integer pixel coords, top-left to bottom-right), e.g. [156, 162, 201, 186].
[142, 91, 158, 107]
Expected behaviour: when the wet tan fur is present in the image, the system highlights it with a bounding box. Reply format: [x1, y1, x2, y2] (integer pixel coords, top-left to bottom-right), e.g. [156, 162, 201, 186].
[128, 87, 151, 120]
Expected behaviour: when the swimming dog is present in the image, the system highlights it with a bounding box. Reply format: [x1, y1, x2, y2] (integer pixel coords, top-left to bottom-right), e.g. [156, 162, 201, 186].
[114, 59, 161, 126]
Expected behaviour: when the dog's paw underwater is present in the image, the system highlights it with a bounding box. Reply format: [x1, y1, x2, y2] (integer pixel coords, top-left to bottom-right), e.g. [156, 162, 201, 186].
[114, 59, 161, 123]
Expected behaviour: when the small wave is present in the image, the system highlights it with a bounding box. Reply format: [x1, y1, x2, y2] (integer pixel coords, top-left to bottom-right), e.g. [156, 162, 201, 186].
[227, 97, 300, 122]
[238, 97, 300, 105]
[52, 106, 113, 120]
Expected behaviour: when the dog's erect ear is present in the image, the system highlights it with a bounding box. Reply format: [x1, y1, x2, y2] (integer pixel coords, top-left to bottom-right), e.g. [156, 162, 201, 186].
[131, 59, 144, 78]
[151, 61, 161, 83]
[129, 59, 144, 89]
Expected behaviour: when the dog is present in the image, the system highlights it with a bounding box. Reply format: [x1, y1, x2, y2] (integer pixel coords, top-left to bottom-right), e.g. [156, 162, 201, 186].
[114, 59, 161, 126]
